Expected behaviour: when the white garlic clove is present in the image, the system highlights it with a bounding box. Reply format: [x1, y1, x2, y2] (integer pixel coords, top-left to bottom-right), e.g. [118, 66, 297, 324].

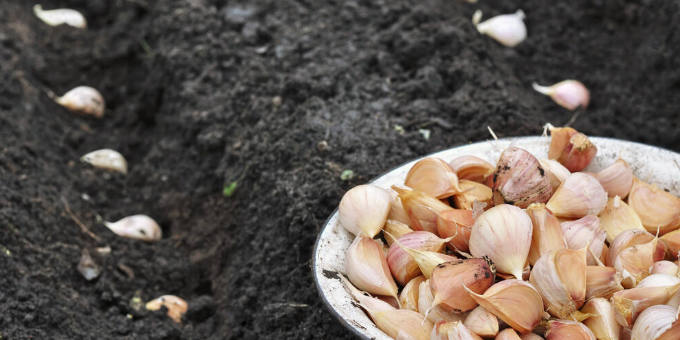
[519, 334, 544, 340]
[339, 184, 392, 238]
[104, 214, 162, 241]
[651, 260, 679, 276]
[607, 229, 665, 288]
[81, 149, 128, 174]
[545, 320, 596, 340]
[345, 236, 398, 300]
[55, 86, 105, 118]
[431, 321, 482, 340]
[496, 328, 522, 340]
[581, 298, 620, 340]
[611, 275, 680, 328]
[560, 215, 606, 265]
[539, 159, 571, 192]
[526, 203, 567, 266]
[473, 10, 527, 47]
[585, 266, 623, 300]
[631, 304, 680, 340]
[145, 295, 188, 323]
[464, 306, 499, 338]
[533, 80, 590, 111]
[492, 146, 552, 208]
[399, 276, 425, 312]
[529, 248, 587, 319]
[598, 196, 645, 243]
[33, 4, 87, 29]
[388, 191, 412, 226]
[661, 229, 680, 260]
[594, 159, 633, 198]
[405, 157, 461, 199]
[546, 173, 607, 218]
[383, 219, 413, 246]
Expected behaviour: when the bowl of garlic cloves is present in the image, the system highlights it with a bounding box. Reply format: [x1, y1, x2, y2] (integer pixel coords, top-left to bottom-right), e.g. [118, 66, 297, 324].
[314, 126, 680, 340]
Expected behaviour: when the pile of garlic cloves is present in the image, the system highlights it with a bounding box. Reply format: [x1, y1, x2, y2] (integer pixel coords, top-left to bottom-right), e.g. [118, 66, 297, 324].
[337, 127, 680, 340]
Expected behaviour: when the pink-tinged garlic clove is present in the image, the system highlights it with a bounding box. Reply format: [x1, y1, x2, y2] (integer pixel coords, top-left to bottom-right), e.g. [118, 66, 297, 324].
[418, 280, 467, 324]
[546, 173, 607, 218]
[539, 159, 571, 192]
[529, 248, 587, 319]
[492, 146, 552, 208]
[449, 155, 495, 183]
[545, 320, 596, 340]
[628, 178, 680, 235]
[383, 219, 413, 246]
[651, 260, 679, 276]
[454, 180, 493, 211]
[399, 276, 425, 312]
[431, 321, 482, 340]
[533, 80, 590, 111]
[473, 10, 527, 47]
[519, 334, 544, 340]
[386, 231, 449, 285]
[607, 229, 665, 288]
[345, 236, 398, 300]
[145, 295, 188, 323]
[546, 126, 597, 172]
[405, 157, 461, 199]
[560, 215, 606, 265]
[464, 306, 499, 338]
[393, 185, 453, 233]
[339, 184, 392, 238]
[55, 86, 104, 118]
[104, 214, 162, 241]
[436, 209, 475, 252]
[594, 159, 633, 198]
[661, 229, 680, 259]
[388, 190, 412, 226]
[585, 266, 623, 300]
[496, 328, 522, 340]
[526, 203, 567, 265]
[631, 304, 680, 340]
[598, 196, 645, 243]
[581, 298, 620, 340]
[429, 257, 496, 313]
[611, 274, 680, 328]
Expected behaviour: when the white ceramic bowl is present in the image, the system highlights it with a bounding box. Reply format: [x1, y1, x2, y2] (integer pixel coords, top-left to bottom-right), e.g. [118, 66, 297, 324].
[313, 136, 680, 339]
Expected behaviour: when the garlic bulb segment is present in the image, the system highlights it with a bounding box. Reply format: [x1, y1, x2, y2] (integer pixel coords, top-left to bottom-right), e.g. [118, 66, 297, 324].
[387, 231, 448, 285]
[581, 298, 620, 340]
[104, 215, 162, 241]
[608, 230, 665, 288]
[651, 260, 679, 276]
[393, 185, 454, 233]
[465, 279, 544, 334]
[145, 295, 188, 323]
[533, 80, 590, 111]
[431, 321, 482, 340]
[402, 246, 457, 279]
[631, 304, 680, 340]
[526, 203, 567, 265]
[585, 266, 623, 300]
[560, 216, 606, 265]
[449, 155, 495, 183]
[464, 306, 499, 338]
[454, 180, 493, 210]
[56, 86, 105, 118]
[595, 159, 634, 198]
[341, 274, 395, 314]
[405, 158, 461, 199]
[546, 126, 597, 172]
[399, 276, 425, 312]
[339, 184, 391, 237]
[546, 173, 607, 218]
[598, 196, 645, 243]
[388, 191, 412, 226]
[545, 320, 596, 340]
[418, 280, 467, 324]
[628, 178, 680, 235]
[81, 149, 128, 174]
[529, 248, 587, 319]
[496, 328, 522, 340]
[492, 146, 552, 208]
[473, 10, 527, 47]
[539, 159, 571, 192]
[519, 334, 544, 340]
[611, 275, 680, 328]
[436, 209, 475, 252]
[607, 229, 661, 267]
[661, 229, 680, 259]
[383, 219, 413, 246]
[345, 236, 398, 299]
[469, 204, 533, 279]
[33, 4, 87, 28]
[430, 257, 496, 313]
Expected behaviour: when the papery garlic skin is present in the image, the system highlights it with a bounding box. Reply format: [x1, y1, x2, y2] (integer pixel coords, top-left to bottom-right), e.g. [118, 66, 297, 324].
[585, 266, 623, 300]
[146, 295, 188, 323]
[628, 178, 680, 235]
[474, 10, 527, 47]
[454, 180, 493, 211]
[595, 159, 633, 198]
[469, 204, 533, 280]
[81, 149, 128, 174]
[526, 203, 567, 265]
[345, 236, 398, 299]
[33, 4, 87, 28]
[560, 215, 606, 265]
[546, 172, 607, 218]
[598, 196, 645, 243]
[545, 320, 596, 340]
[581, 298, 620, 340]
[431, 321, 482, 340]
[492, 147, 552, 208]
[539, 159, 571, 192]
[464, 306, 499, 338]
[104, 214, 162, 241]
[339, 184, 391, 238]
[529, 248, 587, 319]
[430, 257, 495, 313]
[399, 276, 425, 312]
[533, 80, 590, 111]
[449, 155, 495, 183]
[631, 304, 680, 340]
[405, 158, 461, 199]
[56, 86, 105, 118]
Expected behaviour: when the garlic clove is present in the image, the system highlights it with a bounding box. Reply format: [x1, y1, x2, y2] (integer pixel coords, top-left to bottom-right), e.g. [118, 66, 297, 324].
[610, 231, 665, 288]
[607, 229, 660, 267]
[598, 196, 645, 243]
[519, 334, 544, 340]
[33, 4, 87, 29]
[393, 185, 454, 233]
[533, 80, 590, 111]
[546, 173, 607, 218]
[418, 280, 467, 324]
[529, 248, 587, 319]
[661, 229, 680, 260]
[104, 214, 162, 241]
[454, 180, 494, 210]
[388, 191, 412, 226]
[560, 215, 606, 265]
[628, 178, 680, 235]
[496, 328, 522, 340]
[449, 155, 495, 183]
[594, 159, 634, 198]
[383, 219, 413, 246]
[399, 276, 425, 312]
[345, 236, 398, 299]
[631, 304, 680, 340]
[429, 257, 496, 313]
[651, 260, 679, 276]
[473, 10, 527, 47]
[611, 277, 680, 328]
[465, 279, 544, 334]
[581, 298, 620, 340]
[464, 306, 499, 338]
[405, 158, 461, 199]
[399, 245, 457, 279]
[492, 146, 552, 208]
[469, 204, 533, 280]
[386, 231, 449, 285]
[436, 208, 475, 252]
[55, 86, 105, 118]
[539, 159, 571, 192]
[585, 266, 623, 300]
[545, 320, 596, 340]
[145, 295, 188, 323]
[431, 321, 482, 340]
[526, 203, 567, 265]
[546, 126, 597, 172]
[339, 184, 392, 238]
[81, 149, 128, 174]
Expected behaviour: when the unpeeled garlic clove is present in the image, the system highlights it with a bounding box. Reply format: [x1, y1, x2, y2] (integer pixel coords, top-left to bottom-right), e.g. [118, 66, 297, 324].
[345, 236, 398, 299]
[560, 215, 606, 265]
[383, 219, 413, 246]
[56, 86, 105, 118]
[436, 208, 475, 252]
[145, 295, 188, 323]
[465, 279, 544, 334]
[400, 245, 457, 279]
[81, 149, 128, 174]
[611, 274, 680, 328]
[651, 260, 679, 276]
[545, 320, 596, 340]
[526, 203, 567, 265]
[473, 10, 527, 47]
[492, 146, 552, 208]
[405, 158, 461, 199]
[607, 229, 665, 288]
[33, 4, 87, 28]
[418, 280, 467, 324]
[449, 155, 495, 183]
[393, 185, 453, 233]
[469, 204, 533, 280]
[533, 81, 590, 111]
[339, 184, 392, 238]
[595, 159, 633, 198]
[581, 298, 620, 340]
[585, 266, 623, 300]
[628, 178, 680, 235]
[661, 229, 680, 259]
[529, 248, 587, 319]
[399, 276, 425, 312]
[454, 180, 493, 210]
[431, 321, 482, 340]
[430, 257, 496, 313]
[388, 191, 412, 226]
[546, 172, 607, 218]
[539, 159, 571, 192]
[496, 328, 522, 340]
[631, 304, 680, 340]
[598, 195, 645, 243]
[386, 231, 449, 285]
[104, 214, 162, 241]
[546, 126, 597, 172]
[464, 306, 499, 338]
[519, 334, 544, 340]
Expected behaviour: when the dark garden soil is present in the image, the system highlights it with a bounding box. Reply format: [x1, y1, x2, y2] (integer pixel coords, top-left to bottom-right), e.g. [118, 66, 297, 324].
[1, 0, 680, 339]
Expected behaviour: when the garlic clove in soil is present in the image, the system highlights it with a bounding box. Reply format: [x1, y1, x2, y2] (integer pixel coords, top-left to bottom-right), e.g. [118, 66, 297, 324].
[526, 203, 567, 265]
[429, 257, 496, 313]
[533, 80, 590, 111]
[585, 265, 623, 300]
[81, 149, 128, 174]
[77, 249, 101, 281]
[581, 298, 620, 340]
[560, 215, 606, 265]
[472, 10, 527, 47]
[386, 231, 449, 285]
[449, 155, 495, 183]
[628, 178, 680, 235]
[33, 4, 87, 29]
[453, 180, 493, 211]
[104, 214, 162, 241]
[383, 219, 413, 246]
[463, 306, 499, 338]
[651, 260, 679, 276]
[594, 159, 634, 198]
[339, 184, 391, 238]
[631, 304, 680, 340]
[393, 185, 454, 233]
[469, 204, 532, 280]
[406, 157, 461, 199]
[345, 236, 398, 299]
[431, 321, 482, 340]
[492, 146, 552, 208]
[399, 275, 425, 312]
[598, 195, 645, 243]
[145, 295, 188, 323]
[545, 320, 596, 340]
[418, 280, 467, 324]
[611, 274, 680, 328]
[436, 208, 474, 252]
[539, 159, 571, 192]
[546, 172, 607, 218]
[496, 328, 522, 340]
[546, 126, 597, 172]
[529, 248, 587, 320]
[55, 86, 105, 118]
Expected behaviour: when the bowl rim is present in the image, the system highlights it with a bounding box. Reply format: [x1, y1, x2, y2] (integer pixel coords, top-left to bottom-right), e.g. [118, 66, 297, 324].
[312, 135, 679, 339]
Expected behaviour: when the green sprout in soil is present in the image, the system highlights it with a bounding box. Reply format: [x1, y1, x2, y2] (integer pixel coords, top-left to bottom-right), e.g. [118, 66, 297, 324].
[223, 181, 238, 197]
[340, 170, 355, 181]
